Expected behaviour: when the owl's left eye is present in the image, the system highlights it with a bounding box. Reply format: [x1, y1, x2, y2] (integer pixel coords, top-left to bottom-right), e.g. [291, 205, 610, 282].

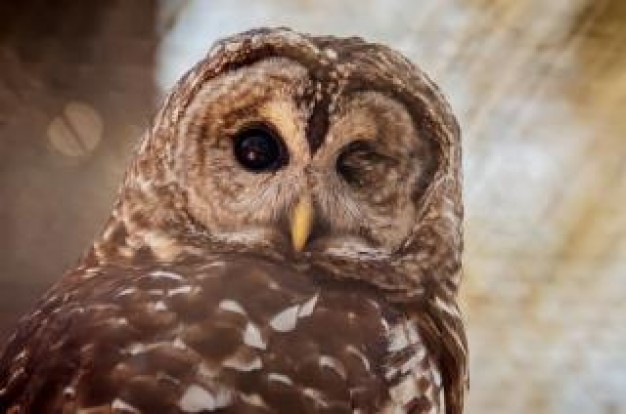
[233, 125, 288, 172]
[336, 140, 396, 188]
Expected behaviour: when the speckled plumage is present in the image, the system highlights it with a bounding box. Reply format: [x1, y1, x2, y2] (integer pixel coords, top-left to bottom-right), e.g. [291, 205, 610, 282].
[0, 28, 467, 413]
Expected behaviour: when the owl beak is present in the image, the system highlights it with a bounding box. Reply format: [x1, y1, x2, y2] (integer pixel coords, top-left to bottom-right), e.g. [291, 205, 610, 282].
[290, 192, 314, 252]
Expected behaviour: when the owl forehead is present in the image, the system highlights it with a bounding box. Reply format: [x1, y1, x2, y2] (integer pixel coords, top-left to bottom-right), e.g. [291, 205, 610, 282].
[181, 29, 420, 156]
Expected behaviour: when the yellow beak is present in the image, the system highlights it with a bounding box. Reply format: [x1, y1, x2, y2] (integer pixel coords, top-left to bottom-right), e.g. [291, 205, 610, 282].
[290, 192, 314, 252]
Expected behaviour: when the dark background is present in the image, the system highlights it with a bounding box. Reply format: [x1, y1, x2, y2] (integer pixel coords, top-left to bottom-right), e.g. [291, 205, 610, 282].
[0, 0, 158, 330]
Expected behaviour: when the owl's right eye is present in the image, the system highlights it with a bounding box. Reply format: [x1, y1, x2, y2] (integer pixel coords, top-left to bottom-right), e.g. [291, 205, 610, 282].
[233, 125, 288, 172]
[336, 140, 397, 188]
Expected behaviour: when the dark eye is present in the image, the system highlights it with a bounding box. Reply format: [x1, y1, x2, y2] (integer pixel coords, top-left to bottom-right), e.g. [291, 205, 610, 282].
[337, 141, 396, 187]
[233, 126, 287, 172]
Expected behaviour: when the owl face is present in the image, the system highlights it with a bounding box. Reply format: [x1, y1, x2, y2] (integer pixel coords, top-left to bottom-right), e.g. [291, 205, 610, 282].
[176, 57, 436, 258]
[119, 28, 461, 289]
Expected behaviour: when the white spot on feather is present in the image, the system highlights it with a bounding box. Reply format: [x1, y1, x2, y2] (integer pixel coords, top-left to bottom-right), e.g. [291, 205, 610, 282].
[13, 350, 28, 363]
[149, 270, 184, 281]
[197, 362, 218, 379]
[279, 29, 306, 45]
[366, 299, 381, 311]
[380, 317, 390, 332]
[112, 398, 140, 413]
[268, 281, 280, 290]
[127, 343, 147, 355]
[387, 323, 411, 352]
[225, 41, 242, 53]
[243, 322, 266, 350]
[434, 295, 460, 317]
[6, 367, 25, 386]
[219, 300, 246, 315]
[400, 351, 426, 375]
[116, 287, 136, 297]
[178, 384, 232, 412]
[222, 348, 263, 372]
[156, 371, 181, 385]
[82, 267, 100, 279]
[267, 373, 293, 385]
[406, 323, 420, 344]
[212, 229, 268, 245]
[167, 285, 192, 296]
[112, 317, 129, 327]
[433, 366, 442, 388]
[240, 393, 268, 408]
[298, 293, 319, 318]
[346, 345, 371, 371]
[270, 304, 300, 332]
[319, 355, 347, 379]
[324, 240, 391, 261]
[144, 233, 183, 261]
[172, 337, 187, 349]
[126, 338, 187, 356]
[63, 386, 75, 398]
[302, 388, 328, 407]
[153, 301, 168, 311]
[201, 261, 226, 270]
[389, 375, 419, 406]
[223, 355, 262, 372]
[324, 48, 338, 60]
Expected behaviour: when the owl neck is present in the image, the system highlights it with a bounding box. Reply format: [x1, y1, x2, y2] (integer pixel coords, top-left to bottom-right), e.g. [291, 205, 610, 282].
[80, 123, 204, 265]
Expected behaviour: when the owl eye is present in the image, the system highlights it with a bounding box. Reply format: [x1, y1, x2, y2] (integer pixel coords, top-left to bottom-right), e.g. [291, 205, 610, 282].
[337, 140, 395, 187]
[233, 126, 287, 172]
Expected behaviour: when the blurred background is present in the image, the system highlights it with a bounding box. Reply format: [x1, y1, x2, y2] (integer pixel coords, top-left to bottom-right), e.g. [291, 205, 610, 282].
[0, 0, 624, 412]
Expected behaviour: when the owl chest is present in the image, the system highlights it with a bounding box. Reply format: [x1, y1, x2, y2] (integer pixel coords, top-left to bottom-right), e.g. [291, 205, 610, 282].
[1, 258, 441, 413]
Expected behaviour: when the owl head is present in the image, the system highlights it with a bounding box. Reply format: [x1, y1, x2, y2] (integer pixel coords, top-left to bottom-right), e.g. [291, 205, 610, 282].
[102, 28, 462, 298]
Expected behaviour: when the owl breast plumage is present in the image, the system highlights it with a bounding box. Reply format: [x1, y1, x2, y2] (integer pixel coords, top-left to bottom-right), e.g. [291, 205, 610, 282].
[0, 28, 467, 414]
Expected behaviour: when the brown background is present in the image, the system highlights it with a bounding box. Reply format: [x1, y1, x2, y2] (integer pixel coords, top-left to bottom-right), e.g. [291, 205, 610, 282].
[1, 1, 625, 413]
[0, 0, 158, 330]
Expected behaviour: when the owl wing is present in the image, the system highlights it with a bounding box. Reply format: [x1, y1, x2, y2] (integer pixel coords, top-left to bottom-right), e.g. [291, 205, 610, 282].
[0, 256, 447, 414]
[407, 293, 468, 414]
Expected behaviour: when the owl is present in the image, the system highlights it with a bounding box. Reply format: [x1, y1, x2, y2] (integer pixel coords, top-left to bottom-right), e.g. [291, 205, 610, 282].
[0, 28, 467, 413]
